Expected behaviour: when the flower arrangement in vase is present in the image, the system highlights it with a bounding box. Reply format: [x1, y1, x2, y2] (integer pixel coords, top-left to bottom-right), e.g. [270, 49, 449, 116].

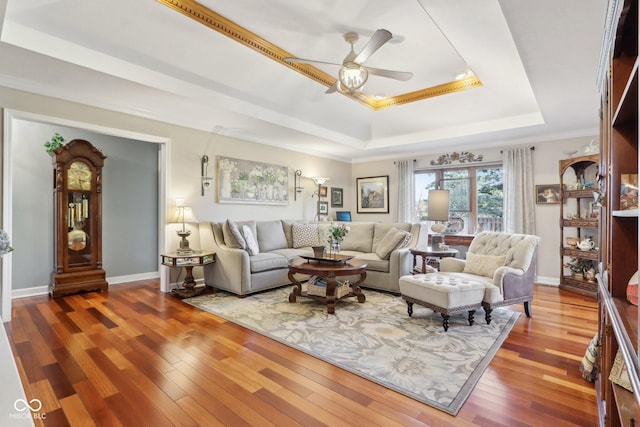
[327, 223, 350, 256]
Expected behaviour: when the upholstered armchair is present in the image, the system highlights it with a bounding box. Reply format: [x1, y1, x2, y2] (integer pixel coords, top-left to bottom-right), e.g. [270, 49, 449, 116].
[437, 231, 541, 323]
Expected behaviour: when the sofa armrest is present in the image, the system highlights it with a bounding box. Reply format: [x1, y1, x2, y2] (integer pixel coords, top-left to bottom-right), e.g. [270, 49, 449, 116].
[199, 222, 252, 294]
[440, 257, 466, 272]
[389, 248, 414, 278]
[493, 265, 534, 301]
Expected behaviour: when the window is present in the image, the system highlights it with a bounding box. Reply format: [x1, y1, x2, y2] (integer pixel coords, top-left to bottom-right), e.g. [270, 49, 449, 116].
[415, 165, 503, 234]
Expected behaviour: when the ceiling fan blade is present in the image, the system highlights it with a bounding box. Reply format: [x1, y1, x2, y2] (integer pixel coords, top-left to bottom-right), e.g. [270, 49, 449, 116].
[325, 82, 339, 94]
[353, 29, 392, 64]
[284, 57, 342, 67]
[366, 67, 413, 81]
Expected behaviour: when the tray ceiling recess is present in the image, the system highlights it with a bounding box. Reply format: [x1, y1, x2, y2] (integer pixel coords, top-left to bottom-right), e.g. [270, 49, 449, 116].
[157, 0, 482, 110]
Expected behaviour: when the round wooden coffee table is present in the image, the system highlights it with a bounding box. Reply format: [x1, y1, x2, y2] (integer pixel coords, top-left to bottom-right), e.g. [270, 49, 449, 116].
[288, 256, 367, 314]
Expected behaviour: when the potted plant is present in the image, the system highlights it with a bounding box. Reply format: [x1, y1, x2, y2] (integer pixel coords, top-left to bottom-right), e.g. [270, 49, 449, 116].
[564, 258, 584, 279]
[44, 133, 65, 155]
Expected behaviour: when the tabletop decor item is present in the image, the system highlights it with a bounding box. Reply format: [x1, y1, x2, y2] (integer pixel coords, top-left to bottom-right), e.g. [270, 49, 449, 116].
[327, 223, 350, 255]
[44, 132, 65, 155]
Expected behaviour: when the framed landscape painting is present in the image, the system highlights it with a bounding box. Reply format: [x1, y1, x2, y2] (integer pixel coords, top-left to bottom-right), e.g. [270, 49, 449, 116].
[357, 176, 389, 213]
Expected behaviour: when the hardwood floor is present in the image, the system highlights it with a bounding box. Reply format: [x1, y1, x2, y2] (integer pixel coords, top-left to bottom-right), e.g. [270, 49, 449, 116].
[6, 281, 598, 426]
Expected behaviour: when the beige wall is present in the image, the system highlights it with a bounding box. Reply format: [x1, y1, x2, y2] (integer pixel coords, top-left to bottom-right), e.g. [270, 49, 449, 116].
[0, 85, 598, 290]
[352, 136, 598, 284]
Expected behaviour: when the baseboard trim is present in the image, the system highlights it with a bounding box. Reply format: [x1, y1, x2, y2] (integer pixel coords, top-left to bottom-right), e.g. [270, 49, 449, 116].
[108, 271, 160, 285]
[536, 276, 559, 286]
[12, 271, 161, 299]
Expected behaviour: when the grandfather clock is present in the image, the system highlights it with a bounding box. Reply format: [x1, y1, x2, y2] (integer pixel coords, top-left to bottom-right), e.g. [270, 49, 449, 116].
[50, 139, 108, 298]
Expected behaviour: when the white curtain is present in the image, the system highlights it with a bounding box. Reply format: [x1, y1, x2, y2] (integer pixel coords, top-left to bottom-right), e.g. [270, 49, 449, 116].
[396, 160, 415, 222]
[503, 147, 536, 234]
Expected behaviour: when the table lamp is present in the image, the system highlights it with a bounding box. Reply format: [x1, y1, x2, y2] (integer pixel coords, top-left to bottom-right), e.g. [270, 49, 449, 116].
[169, 198, 199, 254]
[427, 189, 450, 246]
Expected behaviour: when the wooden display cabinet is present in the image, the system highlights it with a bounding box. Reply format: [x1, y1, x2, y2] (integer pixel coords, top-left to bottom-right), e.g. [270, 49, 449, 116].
[559, 154, 601, 296]
[50, 139, 108, 298]
[597, 0, 640, 425]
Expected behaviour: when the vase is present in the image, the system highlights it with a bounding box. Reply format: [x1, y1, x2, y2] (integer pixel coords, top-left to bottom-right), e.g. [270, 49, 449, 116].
[330, 242, 340, 257]
[312, 246, 325, 258]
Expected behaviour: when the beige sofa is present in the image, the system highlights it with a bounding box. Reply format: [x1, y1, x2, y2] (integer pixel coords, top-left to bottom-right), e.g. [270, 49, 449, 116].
[198, 220, 428, 296]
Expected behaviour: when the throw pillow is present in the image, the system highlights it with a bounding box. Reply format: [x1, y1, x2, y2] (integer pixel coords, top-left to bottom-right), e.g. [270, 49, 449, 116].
[226, 220, 246, 249]
[463, 252, 507, 278]
[375, 227, 412, 260]
[241, 225, 260, 256]
[292, 223, 320, 248]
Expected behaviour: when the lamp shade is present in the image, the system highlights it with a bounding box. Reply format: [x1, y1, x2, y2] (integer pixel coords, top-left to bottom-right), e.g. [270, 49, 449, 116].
[427, 189, 450, 221]
[311, 177, 329, 185]
[168, 206, 199, 224]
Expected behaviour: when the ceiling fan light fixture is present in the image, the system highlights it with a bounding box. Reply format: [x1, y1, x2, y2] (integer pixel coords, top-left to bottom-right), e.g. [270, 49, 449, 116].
[339, 62, 368, 93]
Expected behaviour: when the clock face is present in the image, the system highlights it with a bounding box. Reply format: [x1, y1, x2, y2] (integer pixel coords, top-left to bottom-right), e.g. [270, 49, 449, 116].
[67, 161, 92, 191]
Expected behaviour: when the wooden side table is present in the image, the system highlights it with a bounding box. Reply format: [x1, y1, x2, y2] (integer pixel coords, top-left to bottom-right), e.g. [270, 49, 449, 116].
[410, 246, 458, 273]
[161, 251, 215, 298]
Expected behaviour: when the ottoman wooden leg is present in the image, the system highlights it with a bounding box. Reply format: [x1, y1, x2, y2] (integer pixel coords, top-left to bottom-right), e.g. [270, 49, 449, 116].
[441, 313, 450, 332]
[468, 310, 476, 326]
[406, 301, 414, 317]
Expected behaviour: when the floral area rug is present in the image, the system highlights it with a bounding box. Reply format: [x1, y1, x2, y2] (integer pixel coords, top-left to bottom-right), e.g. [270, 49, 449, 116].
[185, 286, 519, 415]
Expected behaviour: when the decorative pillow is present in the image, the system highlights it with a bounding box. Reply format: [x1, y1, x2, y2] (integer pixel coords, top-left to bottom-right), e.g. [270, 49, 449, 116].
[463, 252, 506, 278]
[580, 334, 599, 382]
[610, 349, 633, 392]
[375, 227, 412, 260]
[241, 225, 259, 256]
[228, 220, 246, 249]
[292, 223, 320, 248]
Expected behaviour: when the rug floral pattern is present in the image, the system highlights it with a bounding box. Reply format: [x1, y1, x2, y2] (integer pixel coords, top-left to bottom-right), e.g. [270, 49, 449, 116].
[186, 286, 518, 415]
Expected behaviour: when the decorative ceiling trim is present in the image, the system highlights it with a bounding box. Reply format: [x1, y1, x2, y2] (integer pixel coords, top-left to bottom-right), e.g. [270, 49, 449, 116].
[157, 0, 482, 110]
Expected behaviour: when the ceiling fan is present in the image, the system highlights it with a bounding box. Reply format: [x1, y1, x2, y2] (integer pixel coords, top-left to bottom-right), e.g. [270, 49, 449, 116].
[284, 29, 413, 94]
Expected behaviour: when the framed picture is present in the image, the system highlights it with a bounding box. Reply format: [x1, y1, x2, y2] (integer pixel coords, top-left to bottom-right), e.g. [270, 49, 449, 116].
[357, 175, 389, 213]
[536, 184, 561, 204]
[217, 156, 288, 205]
[319, 185, 328, 197]
[318, 201, 328, 215]
[331, 187, 343, 207]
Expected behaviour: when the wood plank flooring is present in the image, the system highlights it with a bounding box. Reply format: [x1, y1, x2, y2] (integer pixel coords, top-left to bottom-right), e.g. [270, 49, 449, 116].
[6, 281, 598, 426]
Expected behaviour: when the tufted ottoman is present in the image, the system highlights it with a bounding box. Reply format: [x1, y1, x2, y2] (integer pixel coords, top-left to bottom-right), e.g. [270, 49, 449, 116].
[398, 273, 485, 331]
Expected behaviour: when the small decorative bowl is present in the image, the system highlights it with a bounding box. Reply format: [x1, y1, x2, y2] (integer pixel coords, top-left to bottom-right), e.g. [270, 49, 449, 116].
[566, 237, 579, 247]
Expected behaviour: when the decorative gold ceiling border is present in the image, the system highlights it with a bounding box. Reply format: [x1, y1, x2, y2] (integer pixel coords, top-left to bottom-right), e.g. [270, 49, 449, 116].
[157, 0, 482, 110]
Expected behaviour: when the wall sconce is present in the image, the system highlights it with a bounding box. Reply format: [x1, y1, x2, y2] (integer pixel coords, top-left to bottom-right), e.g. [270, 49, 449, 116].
[294, 170, 304, 200]
[201, 155, 213, 196]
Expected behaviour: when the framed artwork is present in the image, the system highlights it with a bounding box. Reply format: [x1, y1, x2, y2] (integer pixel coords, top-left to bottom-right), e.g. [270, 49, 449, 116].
[536, 184, 561, 204]
[318, 201, 329, 215]
[217, 156, 289, 205]
[319, 185, 328, 197]
[331, 187, 343, 207]
[357, 175, 389, 213]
